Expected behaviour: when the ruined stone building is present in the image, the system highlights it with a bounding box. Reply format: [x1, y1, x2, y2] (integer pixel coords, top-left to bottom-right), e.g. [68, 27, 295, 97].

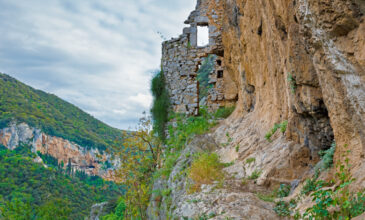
[162, 0, 237, 115]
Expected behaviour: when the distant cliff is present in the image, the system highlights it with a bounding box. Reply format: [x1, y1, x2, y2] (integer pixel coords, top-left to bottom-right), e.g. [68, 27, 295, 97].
[0, 73, 125, 180]
[0, 122, 119, 180]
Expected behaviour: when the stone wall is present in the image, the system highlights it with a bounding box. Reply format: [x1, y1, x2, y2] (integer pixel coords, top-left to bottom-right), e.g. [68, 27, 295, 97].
[162, 0, 236, 115]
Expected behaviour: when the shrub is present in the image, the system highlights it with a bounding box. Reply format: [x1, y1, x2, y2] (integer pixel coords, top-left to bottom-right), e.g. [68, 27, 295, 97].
[280, 121, 288, 133]
[245, 157, 256, 165]
[299, 145, 365, 219]
[257, 184, 291, 204]
[301, 176, 325, 196]
[188, 153, 224, 192]
[154, 152, 180, 179]
[101, 198, 125, 220]
[151, 70, 170, 141]
[223, 161, 235, 167]
[248, 169, 262, 180]
[287, 73, 297, 94]
[277, 184, 291, 198]
[265, 121, 288, 142]
[274, 201, 290, 216]
[214, 106, 235, 119]
[316, 142, 336, 171]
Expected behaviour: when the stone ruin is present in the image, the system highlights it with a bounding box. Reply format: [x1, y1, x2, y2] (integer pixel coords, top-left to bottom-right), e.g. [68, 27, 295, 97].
[162, 0, 236, 115]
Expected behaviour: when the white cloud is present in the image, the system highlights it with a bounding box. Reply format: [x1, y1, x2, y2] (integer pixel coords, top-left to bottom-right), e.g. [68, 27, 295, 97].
[0, 0, 196, 129]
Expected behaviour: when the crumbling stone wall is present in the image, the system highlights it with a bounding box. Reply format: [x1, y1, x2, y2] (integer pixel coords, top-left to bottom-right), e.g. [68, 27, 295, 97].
[162, 0, 234, 115]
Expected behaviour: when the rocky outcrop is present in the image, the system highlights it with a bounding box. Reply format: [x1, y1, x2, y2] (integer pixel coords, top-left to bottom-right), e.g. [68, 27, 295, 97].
[148, 135, 279, 219]
[0, 122, 119, 180]
[152, 0, 364, 218]
[87, 202, 108, 220]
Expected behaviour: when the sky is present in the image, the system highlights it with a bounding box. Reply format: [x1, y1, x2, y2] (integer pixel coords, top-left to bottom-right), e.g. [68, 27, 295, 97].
[0, 0, 196, 130]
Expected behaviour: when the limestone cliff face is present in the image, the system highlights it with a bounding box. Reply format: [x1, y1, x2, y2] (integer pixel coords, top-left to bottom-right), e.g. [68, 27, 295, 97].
[0, 122, 119, 181]
[152, 0, 364, 218]
[221, 0, 364, 185]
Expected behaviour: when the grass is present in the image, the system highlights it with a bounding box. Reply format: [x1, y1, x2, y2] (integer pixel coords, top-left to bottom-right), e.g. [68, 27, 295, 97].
[257, 192, 276, 202]
[154, 152, 181, 179]
[188, 152, 225, 193]
[245, 157, 256, 165]
[223, 161, 235, 167]
[214, 106, 236, 119]
[167, 107, 216, 151]
[248, 169, 262, 180]
[256, 184, 291, 203]
[265, 120, 288, 142]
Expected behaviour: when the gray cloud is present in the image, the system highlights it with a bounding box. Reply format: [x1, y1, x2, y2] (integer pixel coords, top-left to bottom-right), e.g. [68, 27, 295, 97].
[0, 0, 195, 129]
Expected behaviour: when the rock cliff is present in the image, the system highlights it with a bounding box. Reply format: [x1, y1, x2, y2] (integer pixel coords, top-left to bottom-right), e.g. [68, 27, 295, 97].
[0, 122, 119, 180]
[151, 0, 364, 218]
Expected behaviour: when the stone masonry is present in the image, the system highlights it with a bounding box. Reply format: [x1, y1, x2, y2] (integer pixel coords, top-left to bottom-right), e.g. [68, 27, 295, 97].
[162, 0, 235, 115]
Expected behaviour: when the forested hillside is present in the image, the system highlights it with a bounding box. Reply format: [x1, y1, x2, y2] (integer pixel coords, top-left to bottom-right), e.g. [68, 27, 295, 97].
[0, 145, 124, 219]
[0, 73, 124, 151]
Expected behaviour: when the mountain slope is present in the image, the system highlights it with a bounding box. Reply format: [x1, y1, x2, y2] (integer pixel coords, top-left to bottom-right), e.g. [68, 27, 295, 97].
[0, 73, 126, 219]
[0, 73, 123, 152]
[0, 145, 123, 220]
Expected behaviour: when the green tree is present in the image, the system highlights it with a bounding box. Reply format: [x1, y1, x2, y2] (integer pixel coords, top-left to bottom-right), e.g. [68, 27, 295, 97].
[151, 70, 170, 141]
[115, 114, 162, 219]
[36, 198, 72, 220]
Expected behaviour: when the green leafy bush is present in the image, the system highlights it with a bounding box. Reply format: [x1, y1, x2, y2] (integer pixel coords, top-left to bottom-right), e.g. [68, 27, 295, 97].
[248, 170, 262, 180]
[265, 121, 288, 142]
[277, 184, 291, 198]
[257, 184, 292, 204]
[299, 146, 365, 219]
[274, 201, 290, 216]
[301, 176, 326, 196]
[245, 157, 256, 165]
[154, 152, 181, 179]
[316, 142, 336, 171]
[287, 73, 297, 94]
[280, 121, 288, 133]
[151, 70, 170, 141]
[101, 198, 126, 220]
